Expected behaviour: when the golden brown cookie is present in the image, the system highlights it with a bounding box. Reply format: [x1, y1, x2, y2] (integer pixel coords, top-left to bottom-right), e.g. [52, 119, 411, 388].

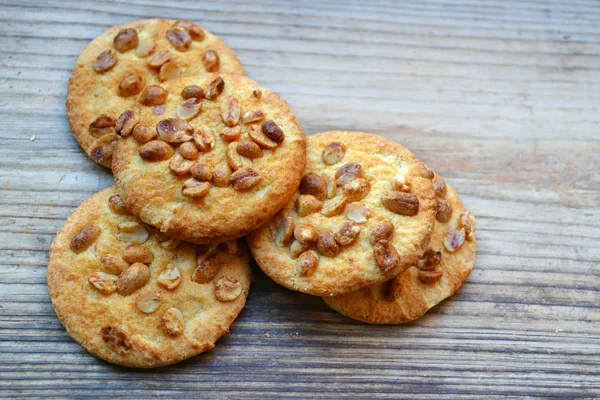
[246, 131, 437, 296]
[112, 74, 306, 245]
[323, 180, 476, 324]
[47, 186, 252, 368]
[67, 18, 244, 168]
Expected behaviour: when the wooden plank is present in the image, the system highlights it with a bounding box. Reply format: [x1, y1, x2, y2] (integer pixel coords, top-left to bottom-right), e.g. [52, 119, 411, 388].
[0, 0, 598, 398]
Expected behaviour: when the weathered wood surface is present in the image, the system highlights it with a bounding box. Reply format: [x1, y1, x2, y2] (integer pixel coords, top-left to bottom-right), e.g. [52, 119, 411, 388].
[0, 0, 599, 398]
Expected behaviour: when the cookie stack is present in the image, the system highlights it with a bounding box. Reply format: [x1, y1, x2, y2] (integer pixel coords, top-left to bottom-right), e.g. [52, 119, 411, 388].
[48, 19, 476, 368]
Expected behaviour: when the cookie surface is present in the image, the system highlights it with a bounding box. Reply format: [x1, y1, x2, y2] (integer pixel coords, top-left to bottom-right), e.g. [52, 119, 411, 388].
[246, 131, 437, 296]
[47, 186, 252, 368]
[67, 18, 244, 168]
[112, 74, 306, 245]
[323, 180, 476, 324]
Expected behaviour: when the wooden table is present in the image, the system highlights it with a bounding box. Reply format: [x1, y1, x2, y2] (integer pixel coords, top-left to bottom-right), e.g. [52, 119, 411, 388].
[1, 1, 598, 398]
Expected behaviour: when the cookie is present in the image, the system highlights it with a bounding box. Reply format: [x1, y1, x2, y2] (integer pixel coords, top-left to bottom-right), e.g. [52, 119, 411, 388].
[246, 131, 437, 296]
[67, 18, 244, 168]
[112, 74, 306, 245]
[47, 186, 252, 368]
[323, 179, 476, 324]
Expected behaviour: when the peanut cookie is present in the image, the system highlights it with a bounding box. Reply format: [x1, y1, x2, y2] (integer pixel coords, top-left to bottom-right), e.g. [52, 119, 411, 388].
[246, 131, 437, 296]
[112, 74, 306, 245]
[47, 186, 252, 368]
[67, 18, 244, 168]
[323, 180, 476, 324]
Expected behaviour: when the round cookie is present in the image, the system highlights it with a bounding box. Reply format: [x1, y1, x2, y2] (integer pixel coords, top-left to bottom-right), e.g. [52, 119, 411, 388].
[67, 18, 244, 168]
[47, 186, 252, 368]
[246, 131, 437, 296]
[112, 74, 306, 245]
[323, 179, 476, 324]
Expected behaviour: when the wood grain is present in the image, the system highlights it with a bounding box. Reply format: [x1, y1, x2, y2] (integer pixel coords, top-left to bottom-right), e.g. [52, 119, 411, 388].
[1, 0, 599, 398]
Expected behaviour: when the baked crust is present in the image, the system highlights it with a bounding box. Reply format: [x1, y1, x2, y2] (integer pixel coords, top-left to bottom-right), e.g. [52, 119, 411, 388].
[66, 18, 244, 168]
[246, 131, 437, 296]
[47, 186, 252, 368]
[112, 74, 306, 245]
[323, 181, 476, 324]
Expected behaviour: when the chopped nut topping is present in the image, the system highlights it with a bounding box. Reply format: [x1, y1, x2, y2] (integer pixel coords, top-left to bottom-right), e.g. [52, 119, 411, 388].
[381, 191, 419, 216]
[93, 49, 117, 73]
[122, 244, 154, 264]
[135, 39, 156, 58]
[205, 77, 225, 100]
[190, 163, 212, 180]
[415, 164, 435, 180]
[459, 211, 476, 241]
[294, 223, 318, 245]
[300, 172, 327, 201]
[174, 20, 205, 41]
[342, 178, 371, 202]
[158, 237, 181, 250]
[369, 220, 394, 245]
[417, 249, 442, 271]
[115, 110, 137, 137]
[169, 153, 195, 176]
[335, 162, 362, 186]
[436, 199, 453, 222]
[135, 292, 161, 313]
[275, 215, 295, 247]
[252, 89, 262, 99]
[117, 73, 144, 97]
[392, 173, 411, 192]
[89, 114, 116, 138]
[147, 50, 173, 68]
[419, 268, 444, 283]
[157, 266, 182, 290]
[138, 85, 168, 105]
[220, 126, 242, 142]
[113, 28, 138, 53]
[345, 202, 371, 223]
[320, 196, 347, 217]
[237, 140, 263, 158]
[193, 252, 220, 283]
[179, 141, 199, 160]
[182, 178, 211, 198]
[193, 126, 215, 152]
[167, 26, 192, 51]
[221, 96, 241, 127]
[230, 167, 262, 190]
[297, 194, 323, 217]
[212, 164, 232, 187]
[242, 110, 265, 124]
[248, 126, 278, 149]
[90, 133, 119, 165]
[317, 232, 340, 257]
[88, 271, 118, 294]
[227, 142, 252, 170]
[373, 240, 400, 272]
[101, 326, 131, 355]
[176, 97, 202, 121]
[117, 221, 149, 244]
[117, 263, 150, 296]
[322, 174, 337, 199]
[107, 194, 128, 215]
[181, 85, 205, 99]
[297, 250, 319, 276]
[214, 276, 242, 302]
[322, 142, 346, 165]
[153, 105, 166, 115]
[433, 178, 447, 198]
[261, 120, 285, 143]
[100, 253, 129, 275]
[203, 50, 219, 72]
[157, 118, 194, 143]
[290, 240, 311, 258]
[70, 224, 101, 253]
[444, 226, 465, 252]
[334, 221, 361, 246]
[159, 61, 181, 82]
[132, 124, 157, 144]
[162, 308, 185, 336]
[138, 140, 174, 162]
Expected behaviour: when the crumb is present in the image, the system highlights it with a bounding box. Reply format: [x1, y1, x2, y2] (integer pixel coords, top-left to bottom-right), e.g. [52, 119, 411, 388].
[264, 333, 270, 338]
[30, 135, 36, 141]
